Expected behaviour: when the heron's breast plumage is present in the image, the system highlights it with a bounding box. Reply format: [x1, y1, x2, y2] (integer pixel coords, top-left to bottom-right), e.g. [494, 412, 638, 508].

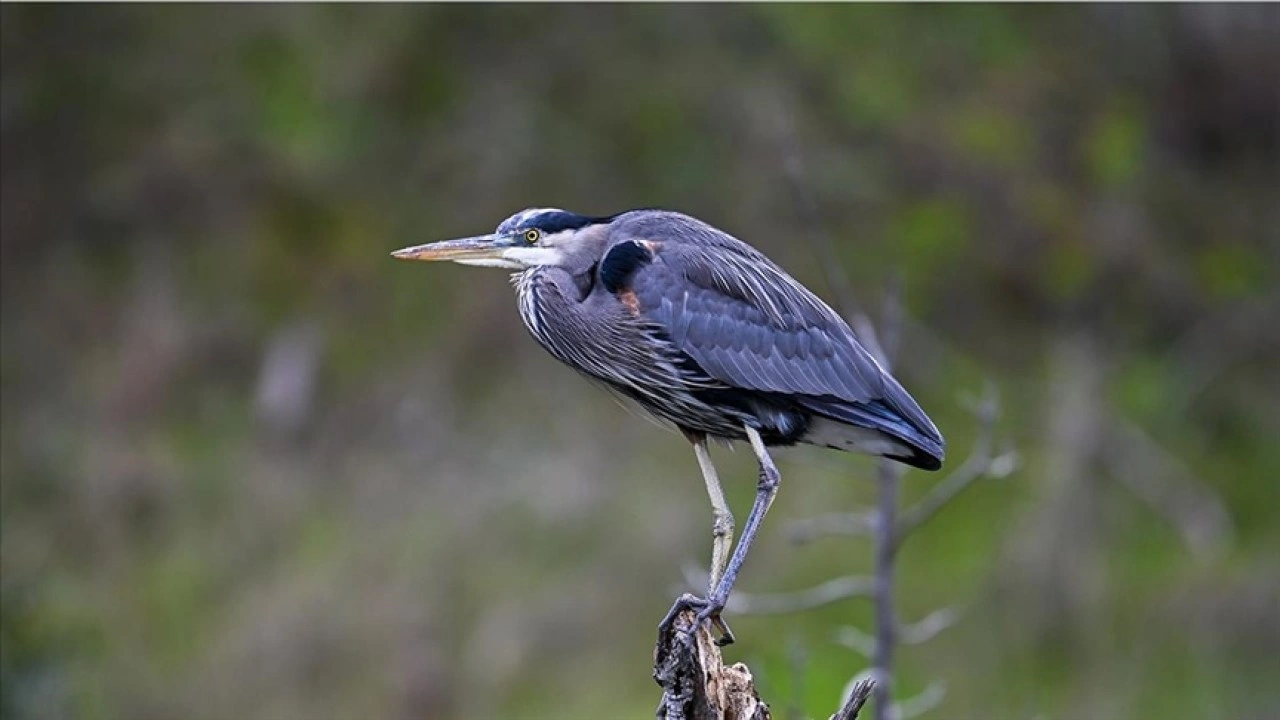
[513, 264, 762, 439]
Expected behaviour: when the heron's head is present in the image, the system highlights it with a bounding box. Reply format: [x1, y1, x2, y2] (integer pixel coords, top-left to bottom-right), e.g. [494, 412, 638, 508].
[392, 208, 613, 271]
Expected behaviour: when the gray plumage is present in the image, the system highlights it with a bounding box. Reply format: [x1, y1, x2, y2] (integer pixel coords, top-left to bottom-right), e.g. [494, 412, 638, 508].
[392, 206, 945, 645]
[507, 209, 944, 469]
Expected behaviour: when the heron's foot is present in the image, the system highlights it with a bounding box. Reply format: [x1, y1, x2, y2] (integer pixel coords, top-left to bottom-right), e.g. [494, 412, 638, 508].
[658, 592, 736, 646]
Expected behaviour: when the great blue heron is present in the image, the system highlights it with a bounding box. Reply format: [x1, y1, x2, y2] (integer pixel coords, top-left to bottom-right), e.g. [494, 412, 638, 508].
[393, 208, 944, 644]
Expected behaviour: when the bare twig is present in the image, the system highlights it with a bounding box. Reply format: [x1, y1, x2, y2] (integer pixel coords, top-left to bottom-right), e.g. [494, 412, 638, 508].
[727, 575, 876, 615]
[835, 606, 959, 660]
[868, 284, 906, 720]
[893, 385, 1012, 549]
[871, 458, 903, 720]
[1102, 414, 1233, 561]
[681, 565, 877, 617]
[786, 635, 807, 720]
[896, 608, 959, 646]
[1164, 293, 1280, 417]
[892, 682, 946, 720]
[830, 678, 876, 720]
[793, 388, 1013, 551]
[875, 278, 903, 366]
[834, 626, 877, 658]
[787, 510, 879, 545]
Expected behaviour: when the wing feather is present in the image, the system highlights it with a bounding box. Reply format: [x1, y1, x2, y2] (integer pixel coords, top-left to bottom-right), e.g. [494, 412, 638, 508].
[622, 229, 943, 458]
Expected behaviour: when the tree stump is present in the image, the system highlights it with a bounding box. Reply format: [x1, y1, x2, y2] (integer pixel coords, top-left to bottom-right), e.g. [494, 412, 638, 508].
[653, 609, 771, 720]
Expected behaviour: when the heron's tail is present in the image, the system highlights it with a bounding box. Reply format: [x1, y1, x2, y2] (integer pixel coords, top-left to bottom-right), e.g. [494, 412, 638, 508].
[798, 397, 944, 471]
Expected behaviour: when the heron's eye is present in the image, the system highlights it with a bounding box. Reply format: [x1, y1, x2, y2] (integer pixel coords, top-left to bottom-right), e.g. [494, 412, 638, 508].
[524, 229, 540, 244]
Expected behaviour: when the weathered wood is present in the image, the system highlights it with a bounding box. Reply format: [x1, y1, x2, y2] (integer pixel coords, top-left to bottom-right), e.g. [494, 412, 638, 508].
[653, 610, 770, 720]
[829, 678, 875, 720]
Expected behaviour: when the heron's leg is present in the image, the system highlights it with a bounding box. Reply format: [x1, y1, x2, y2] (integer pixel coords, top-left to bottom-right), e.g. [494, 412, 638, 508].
[657, 433, 738, 645]
[660, 425, 780, 646]
[691, 435, 735, 593]
[702, 425, 781, 617]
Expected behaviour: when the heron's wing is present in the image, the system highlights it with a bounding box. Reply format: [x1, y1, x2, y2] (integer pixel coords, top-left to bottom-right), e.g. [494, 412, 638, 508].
[627, 241, 879, 398]
[623, 239, 942, 452]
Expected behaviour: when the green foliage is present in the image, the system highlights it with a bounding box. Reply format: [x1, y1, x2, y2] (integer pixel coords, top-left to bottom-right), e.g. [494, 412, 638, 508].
[952, 103, 1036, 170]
[1196, 242, 1269, 299]
[1087, 100, 1146, 189]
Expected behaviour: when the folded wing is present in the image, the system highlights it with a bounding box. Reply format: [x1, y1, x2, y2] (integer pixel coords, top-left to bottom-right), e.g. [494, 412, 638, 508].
[625, 239, 945, 466]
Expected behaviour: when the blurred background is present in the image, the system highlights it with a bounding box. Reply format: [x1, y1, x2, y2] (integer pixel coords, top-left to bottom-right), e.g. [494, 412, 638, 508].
[3, 4, 1278, 720]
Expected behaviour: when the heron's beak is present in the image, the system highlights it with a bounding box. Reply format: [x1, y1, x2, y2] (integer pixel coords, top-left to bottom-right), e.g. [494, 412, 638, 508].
[391, 233, 516, 264]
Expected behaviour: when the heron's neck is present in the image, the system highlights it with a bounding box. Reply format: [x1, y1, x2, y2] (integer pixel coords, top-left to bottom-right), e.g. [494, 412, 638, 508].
[511, 266, 585, 350]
